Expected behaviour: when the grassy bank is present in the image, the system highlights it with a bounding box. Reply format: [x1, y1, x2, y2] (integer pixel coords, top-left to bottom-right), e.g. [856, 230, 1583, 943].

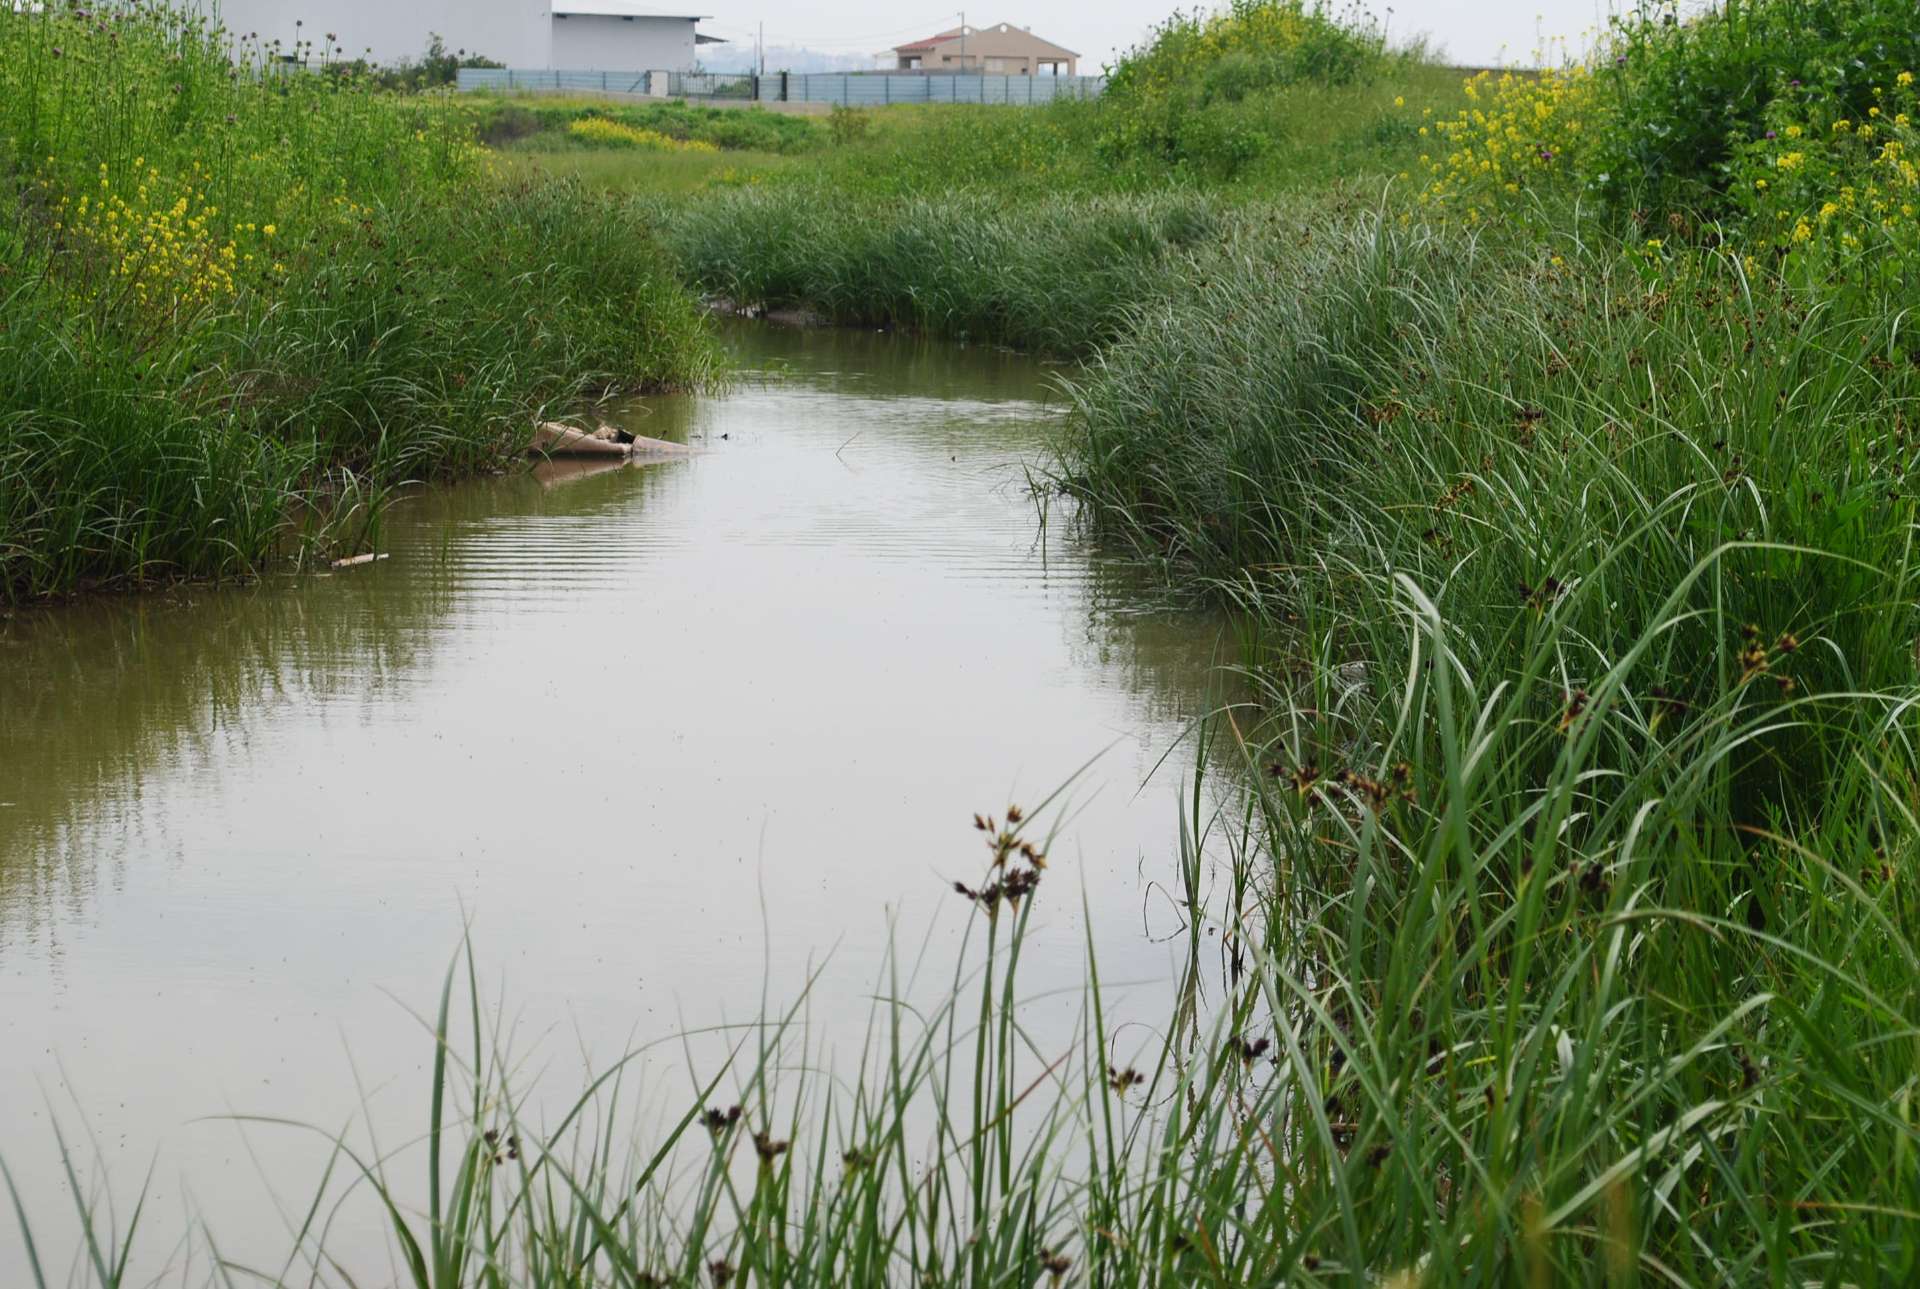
[657, 0, 1920, 1278]
[0, 4, 716, 603]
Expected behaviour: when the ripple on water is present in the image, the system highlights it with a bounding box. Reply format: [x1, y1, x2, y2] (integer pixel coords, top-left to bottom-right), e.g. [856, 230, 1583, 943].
[0, 323, 1232, 1283]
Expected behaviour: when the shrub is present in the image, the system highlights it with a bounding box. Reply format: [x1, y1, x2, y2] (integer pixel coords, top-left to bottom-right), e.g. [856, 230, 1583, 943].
[1106, 0, 1390, 101]
[1099, 0, 1401, 175]
[826, 103, 871, 146]
[471, 101, 545, 145]
[1593, 0, 1920, 212]
[1408, 1, 1920, 249]
[1726, 71, 1920, 289]
[699, 111, 803, 153]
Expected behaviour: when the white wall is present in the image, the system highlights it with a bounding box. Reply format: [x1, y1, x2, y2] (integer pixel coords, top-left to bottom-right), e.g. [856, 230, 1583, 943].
[197, 1, 706, 71]
[202, 0, 552, 67]
[550, 15, 695, 71]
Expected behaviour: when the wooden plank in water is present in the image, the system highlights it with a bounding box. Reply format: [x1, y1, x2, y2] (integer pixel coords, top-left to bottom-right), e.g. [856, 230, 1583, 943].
[531, 422, 697, 459]
[532, 422, 629, 458]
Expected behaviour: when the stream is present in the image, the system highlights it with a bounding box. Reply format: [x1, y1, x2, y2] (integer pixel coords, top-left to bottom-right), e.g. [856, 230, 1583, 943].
[0, 324, 1233, 1275]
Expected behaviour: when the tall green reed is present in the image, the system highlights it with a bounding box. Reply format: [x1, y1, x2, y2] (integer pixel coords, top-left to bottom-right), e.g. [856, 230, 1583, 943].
[1047, 201, 1920, 1277]
[662, 185, 1226, 358]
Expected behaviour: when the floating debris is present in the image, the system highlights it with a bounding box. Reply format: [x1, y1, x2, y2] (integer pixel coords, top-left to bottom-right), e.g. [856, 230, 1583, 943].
[531, 421, 697, 460]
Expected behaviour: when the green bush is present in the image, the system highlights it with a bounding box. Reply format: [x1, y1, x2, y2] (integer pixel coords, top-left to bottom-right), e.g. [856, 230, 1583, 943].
[1594, 0, 1920, 211]
[1098, 0, 1405, 175]
[825, 103, 871, 147]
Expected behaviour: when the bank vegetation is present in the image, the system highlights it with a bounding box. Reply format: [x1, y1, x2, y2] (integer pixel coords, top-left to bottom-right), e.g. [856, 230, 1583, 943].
[14, 0, 1920, 1283]
[0, 2, 716, 602]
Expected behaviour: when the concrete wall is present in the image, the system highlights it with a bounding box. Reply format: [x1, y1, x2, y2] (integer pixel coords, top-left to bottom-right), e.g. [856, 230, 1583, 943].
[777, 72, 1102, 104]
[205, 0, 553, 66]
[550, 14, 695, 72]
[458, 66, 1106, 107]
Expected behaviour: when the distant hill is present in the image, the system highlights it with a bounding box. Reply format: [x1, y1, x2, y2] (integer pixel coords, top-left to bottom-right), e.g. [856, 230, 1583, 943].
[698, 45, 879, 75]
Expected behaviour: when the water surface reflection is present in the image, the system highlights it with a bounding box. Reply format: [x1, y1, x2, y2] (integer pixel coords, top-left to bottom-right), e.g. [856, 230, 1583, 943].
[0, 324, 1231, 1273]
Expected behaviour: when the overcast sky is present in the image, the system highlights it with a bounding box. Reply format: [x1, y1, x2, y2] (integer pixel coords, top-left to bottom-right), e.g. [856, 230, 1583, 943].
[696, 0, 1633, 71]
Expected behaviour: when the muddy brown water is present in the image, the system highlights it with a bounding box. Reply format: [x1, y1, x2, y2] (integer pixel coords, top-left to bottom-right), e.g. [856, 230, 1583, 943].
[0, 324, 1232, 1274]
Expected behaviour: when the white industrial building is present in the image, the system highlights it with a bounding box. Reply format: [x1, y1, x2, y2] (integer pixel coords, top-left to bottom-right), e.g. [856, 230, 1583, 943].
[202, 0, 719, 70]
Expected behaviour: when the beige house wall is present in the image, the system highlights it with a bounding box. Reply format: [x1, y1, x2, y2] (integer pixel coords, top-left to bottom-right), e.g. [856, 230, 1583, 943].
[897, 24, 1077, 75]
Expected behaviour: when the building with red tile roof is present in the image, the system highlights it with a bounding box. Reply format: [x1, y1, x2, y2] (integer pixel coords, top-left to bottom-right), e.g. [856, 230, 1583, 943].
[891, 22, 1076, 75]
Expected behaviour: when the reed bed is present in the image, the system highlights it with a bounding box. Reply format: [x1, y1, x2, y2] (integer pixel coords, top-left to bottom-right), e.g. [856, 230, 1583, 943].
[661, 186, 1228, 359]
